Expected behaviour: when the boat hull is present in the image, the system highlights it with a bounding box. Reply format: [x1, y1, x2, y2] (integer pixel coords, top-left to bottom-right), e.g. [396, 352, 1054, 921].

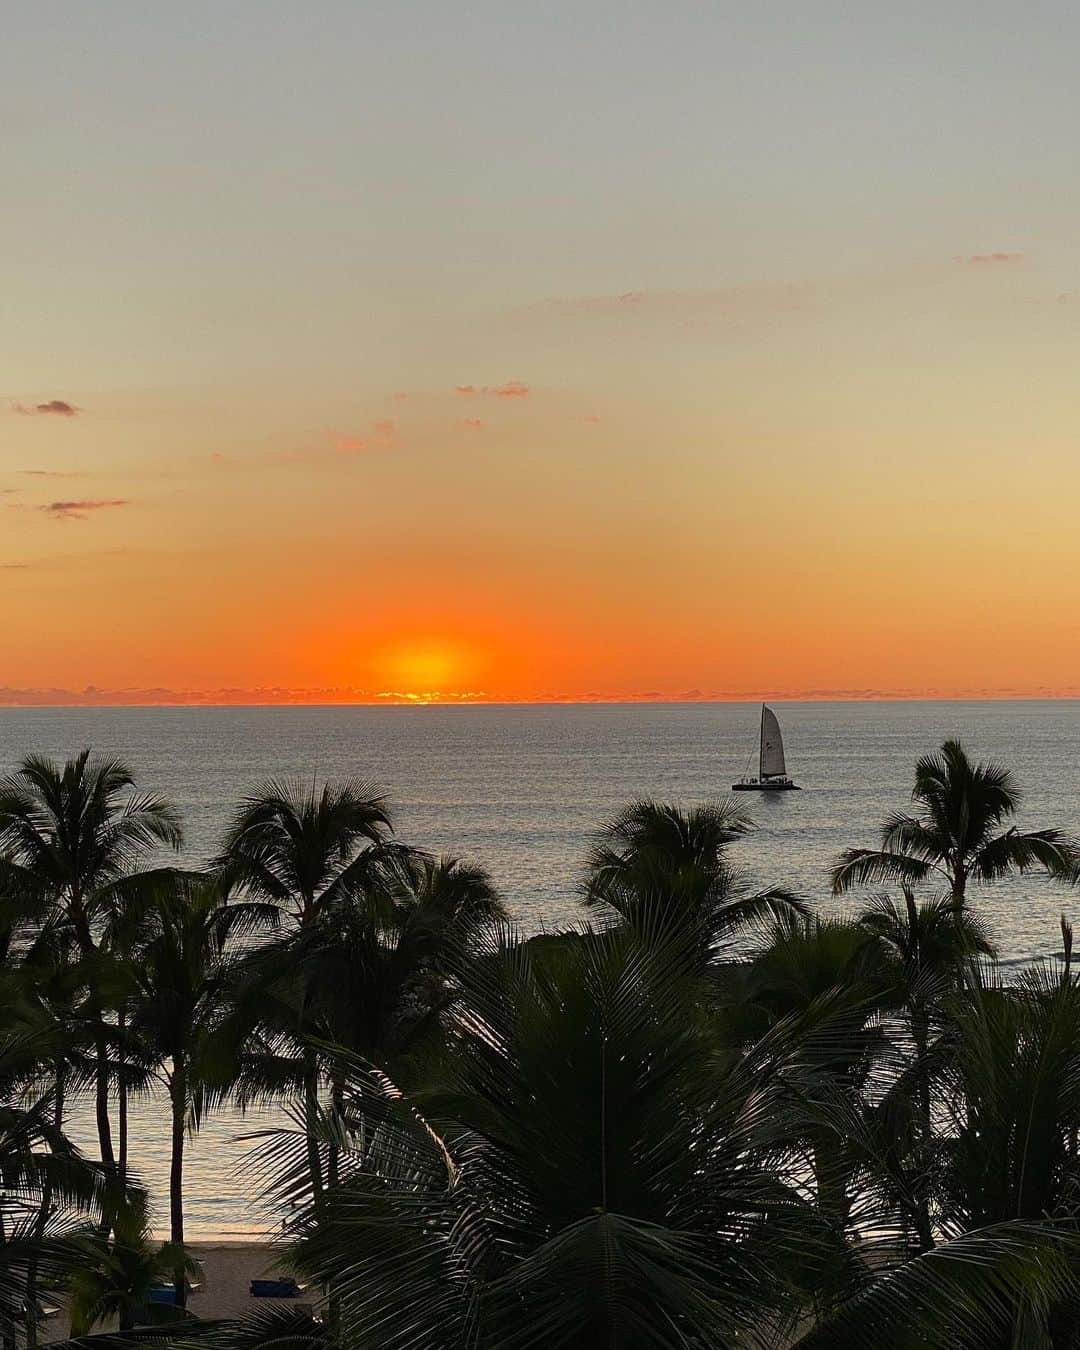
[732, 780, 801, 792]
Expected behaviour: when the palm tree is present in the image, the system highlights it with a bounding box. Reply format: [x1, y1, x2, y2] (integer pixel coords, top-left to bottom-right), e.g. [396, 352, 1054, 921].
[584, 799, 807, 965]
[215, 777, 393, 926]
[252, 922, 834, 1347]
[0, 752, 182, 1169]
[124, 874, 275, 1310]
[233, 919, 1080, 1350]
[215, 776, 395, 1207]
[228, 852, 504, 1208]
[857, 892, 996, 1252]
[0, 992, 111, 1348]
[928, 955, 1080, 1344]
[67, 1193, 197, 1335]
[831, 739, 1080, 906]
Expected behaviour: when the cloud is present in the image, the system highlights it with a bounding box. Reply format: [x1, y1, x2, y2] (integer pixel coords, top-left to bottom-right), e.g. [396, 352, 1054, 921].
[541, 284, 814, 318]
[0, 562, 31, 570]
[40, 499, 128, 520]
[332, 418, 397, 454]
[581, 414, 601, 424]
[462, 418, 484, 429]
[13, 399, 81, 416]
[455, 380, 530, 398]
[20, 469, 81, 478]
[954, 253, 1023, 265]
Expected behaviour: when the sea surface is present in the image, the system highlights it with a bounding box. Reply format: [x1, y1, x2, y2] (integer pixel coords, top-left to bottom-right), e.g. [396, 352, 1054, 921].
[2, 700, 1080, 1235]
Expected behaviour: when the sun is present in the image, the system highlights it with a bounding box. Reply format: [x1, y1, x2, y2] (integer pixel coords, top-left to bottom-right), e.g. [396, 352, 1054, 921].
[375, 638, 480, 697]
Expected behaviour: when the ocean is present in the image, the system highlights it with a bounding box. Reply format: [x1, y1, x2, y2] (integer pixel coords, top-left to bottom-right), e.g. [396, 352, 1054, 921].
[2, 700, 1079, 1235]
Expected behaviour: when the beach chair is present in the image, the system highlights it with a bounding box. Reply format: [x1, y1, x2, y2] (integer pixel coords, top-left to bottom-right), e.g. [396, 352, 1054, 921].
[250, 1278, 305, 1299]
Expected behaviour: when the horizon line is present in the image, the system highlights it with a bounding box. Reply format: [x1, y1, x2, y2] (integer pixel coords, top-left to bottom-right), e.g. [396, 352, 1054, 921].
[4, 692, 1080, 709]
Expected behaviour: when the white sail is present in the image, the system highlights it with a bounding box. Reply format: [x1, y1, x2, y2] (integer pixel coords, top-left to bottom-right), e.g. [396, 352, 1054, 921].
[759, 704, 786, 778]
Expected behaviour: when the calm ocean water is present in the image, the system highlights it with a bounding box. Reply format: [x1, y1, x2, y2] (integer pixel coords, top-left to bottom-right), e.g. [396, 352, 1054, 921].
[2, 700, 1079, 1234]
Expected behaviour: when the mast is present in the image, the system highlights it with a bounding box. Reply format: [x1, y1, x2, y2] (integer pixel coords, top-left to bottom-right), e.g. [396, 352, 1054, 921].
[758, 702, 765, 780]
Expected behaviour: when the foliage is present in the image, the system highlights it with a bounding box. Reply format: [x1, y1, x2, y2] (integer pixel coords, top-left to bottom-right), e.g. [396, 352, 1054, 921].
[7, 741, 1080, 1348]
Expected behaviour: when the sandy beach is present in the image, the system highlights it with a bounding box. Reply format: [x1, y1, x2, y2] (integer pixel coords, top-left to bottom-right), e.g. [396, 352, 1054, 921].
[42, 1241, 307, 1344]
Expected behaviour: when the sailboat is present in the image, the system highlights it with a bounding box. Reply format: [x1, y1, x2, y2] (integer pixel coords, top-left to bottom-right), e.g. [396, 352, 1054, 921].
[732, 703, 801, 791]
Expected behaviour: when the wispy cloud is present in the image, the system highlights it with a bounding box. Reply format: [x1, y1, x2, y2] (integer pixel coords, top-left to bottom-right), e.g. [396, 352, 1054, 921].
[581, 414, 601, 424]
[954, 253, 1023, 265]
[333, 418, 397, 454]
[0, 562, 31, 570]
[40, 499, 128, 521]
[20, 469, 81, 478]
[13, 399, 82, 416]
[455, 380, 530, 398]
[462, 417, 484, 429]
[540, 285, 813, 319]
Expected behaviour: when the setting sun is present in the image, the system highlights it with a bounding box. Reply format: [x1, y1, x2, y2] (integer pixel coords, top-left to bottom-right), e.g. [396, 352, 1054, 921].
[374, 639, 481, 697]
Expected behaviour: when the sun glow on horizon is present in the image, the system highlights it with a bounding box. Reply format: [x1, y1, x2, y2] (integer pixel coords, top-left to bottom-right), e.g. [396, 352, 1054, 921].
[372, 638, 483, 697]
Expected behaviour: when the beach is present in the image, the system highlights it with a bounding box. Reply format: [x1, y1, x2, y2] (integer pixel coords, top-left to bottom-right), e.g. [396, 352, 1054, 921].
[41, 1242, 300, 1344]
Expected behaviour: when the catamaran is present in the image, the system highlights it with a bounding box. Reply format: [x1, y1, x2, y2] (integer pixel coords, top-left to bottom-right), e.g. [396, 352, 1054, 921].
[732, 703, 801, 791]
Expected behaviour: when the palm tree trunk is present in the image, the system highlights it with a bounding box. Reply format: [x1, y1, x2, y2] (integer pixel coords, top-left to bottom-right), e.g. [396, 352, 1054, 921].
[95, 1032, 115, 1169]
[170, 1057, 187, 1311]
[118, 1005, 128, 1187]
[303, 1048, 324, 1207]
[72, 898, 116, 1171]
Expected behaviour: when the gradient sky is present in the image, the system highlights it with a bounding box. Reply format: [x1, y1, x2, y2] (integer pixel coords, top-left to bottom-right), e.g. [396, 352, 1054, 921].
[4, 1, 1080, 703]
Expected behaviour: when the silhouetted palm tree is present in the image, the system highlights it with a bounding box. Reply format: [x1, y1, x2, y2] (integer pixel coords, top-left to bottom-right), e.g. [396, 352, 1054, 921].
[857, 891, 996, 1251]
[929, 952, 1080, 1343]
[234, 921, 1080, 1350]
[216, 777, 395, 1204]
[832, 739, 1080, 905]
[125, 874, 274, 1308]
[0, 752, 181, 1168]
[584, 799, 807, 965]
[216, 777, 393, 925]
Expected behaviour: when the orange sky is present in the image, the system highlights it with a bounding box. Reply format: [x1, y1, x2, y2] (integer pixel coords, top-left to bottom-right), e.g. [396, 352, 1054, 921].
[5, 6, 1080, 705]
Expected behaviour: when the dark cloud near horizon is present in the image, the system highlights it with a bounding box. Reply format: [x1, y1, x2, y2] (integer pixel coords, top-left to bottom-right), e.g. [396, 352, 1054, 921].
[14, 399, 81, 416]
[41, 499, 128, 520]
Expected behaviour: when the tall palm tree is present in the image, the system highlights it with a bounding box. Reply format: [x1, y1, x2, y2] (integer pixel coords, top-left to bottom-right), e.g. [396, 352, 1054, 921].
[584, 799, 807, 965]
[0, 752, 182, 1168]
[216, 777, 395, 1205]
[0, 984, 111, 1348]
[857, 892, 996, 1252]
[228, 852, 503, 1207]
[125, 874, 275, 1309]
[831, 740, 1080, 905]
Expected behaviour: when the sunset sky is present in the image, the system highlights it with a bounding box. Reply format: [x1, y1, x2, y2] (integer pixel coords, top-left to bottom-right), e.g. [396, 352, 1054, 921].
[5, 1, 1080, 703]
